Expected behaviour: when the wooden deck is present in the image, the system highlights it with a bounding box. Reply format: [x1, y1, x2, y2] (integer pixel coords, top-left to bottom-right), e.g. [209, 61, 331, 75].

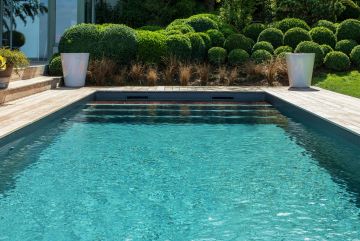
[0, 86, 359, 140]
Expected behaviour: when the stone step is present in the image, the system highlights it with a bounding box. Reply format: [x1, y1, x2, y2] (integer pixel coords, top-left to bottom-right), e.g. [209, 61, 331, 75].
[11, 64, 47, 81]
[0, 76, 61, 104]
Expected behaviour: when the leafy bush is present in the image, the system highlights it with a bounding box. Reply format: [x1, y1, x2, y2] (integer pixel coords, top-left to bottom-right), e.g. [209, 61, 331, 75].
[224, 34, 254, 53]
[309, 27, 337, 48]
[165, 23, 195, 34]
[276, 18, 310, 32]
[314, 20, 336, 33]
[166, 34, 192, 60]
[186, 16, 218, 32]
[284, 27, 312, 48]
[219, 23, 238, 38]
[208, 47, 227, 64]
[251, 49, 272, 63]
[350, 45, 360, 66]
[295, 41, 324, 66]
[59, 24, 102, 58]
[258, 28, 284, 48]
[274, 46, 293, 56]
[3, 30, 26, 48]
[252, 41, 274, 53]
[138, 25, 163, 31]
[164, 30, 183, 36]
[324, 51, 350, 71]
[198, 33, 212, 50]
[0, 48, 29, 68]
[190, 13, 221, 25]
[136, 30, 168, 63]
[242, 23, 266, 42]
[338, 0, 360, 21]
[228, 49, 249, 65]
[100, 24, 137, 63]
[336, 19, 360, 42]
[321, 44, 334, 56]
[206, 29, 226, 47]
[48, 56, 63, 76]
[186, 33, 206, 60]
[335, 39, 357, 55]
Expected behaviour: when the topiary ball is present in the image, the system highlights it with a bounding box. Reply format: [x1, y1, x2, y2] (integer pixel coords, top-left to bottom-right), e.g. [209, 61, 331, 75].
[166, 34, 192, 60]
[165, 23, 195, 34]
[251, 49, 273, 64]
[206, 29, 226, 47]
[224, 34, 254, 53]
[48, 56, 63, 76]
[274, 46, 293, 56]
[208, 47, 227, 65]
[219, 23, 238, 38]
[335, 39, 358, 56]
[336, 19, 360, 42]
[228, 49, 250, 65]
[252, 41, 274, 53]
[136, 30, 168, 64]
[3, 30, 26, 48]
[276, 18, 310, 32]
[186, 33, 206, 60]
[258, 28, 284, 48]
[295, 41, 324, 67]
[284, 27, 312, 49]
[186, 16, 218, 32]
[324, 51, 350, 71]
[314, 20, 337, 33]
[321, 44, 334, 56]
[350, 45, 360, 66]
[338, 0, 360, 21]
[138, 25, 163, 32]
[198, 33, 212, 50]
[309, 27, 337, 48]
[242, 23, 266, 42]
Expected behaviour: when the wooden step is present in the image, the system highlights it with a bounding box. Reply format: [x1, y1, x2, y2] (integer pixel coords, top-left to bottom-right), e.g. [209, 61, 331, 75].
[10, 65, 47, 81]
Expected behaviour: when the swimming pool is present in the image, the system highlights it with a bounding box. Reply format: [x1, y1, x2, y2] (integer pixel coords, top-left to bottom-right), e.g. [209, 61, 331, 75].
[0, 102, 360, 240]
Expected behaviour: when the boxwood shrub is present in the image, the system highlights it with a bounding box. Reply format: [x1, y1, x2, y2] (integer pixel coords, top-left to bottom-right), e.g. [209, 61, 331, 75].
[338, 0, 360, 21]
[136, 30, 168, 64]
[186, 33, 206, 60]
[258, 28, 284, 48]
[274, 46, 293, 56]
[252, 41, 274, 53]
[295, 41, 324, 67]
[138, 25, 163, 32]
[336, 19, 360, 42]
[284, 27, 312, 49]
[190, 13, 221, 25]
[350, 45, 360, 66]
[224, 34, 254, 53]
[324, 51, 350, 71]
[186, 16, 218, 32]
[314, 20, 336, 33]
[166, 34, 192, 60]
[309, 27, 336, 48]
[335, 39, 357, 55]
[251, 49, 272, 63]
[206, 29, 225, 47]
[321, 44, 334, 56]
[165, 24, 194, 34]
[219, 23, 238, 38]
[48, 56, 63, 76]
[198, 32, 212, 50]
[276, 18, 310, 32]
[242, 23, 266, 42]
[228, 49, 249, 65]
[208, 47, 227, 64]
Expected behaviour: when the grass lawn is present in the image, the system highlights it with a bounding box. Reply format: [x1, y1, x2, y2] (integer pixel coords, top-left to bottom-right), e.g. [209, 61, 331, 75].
[313, 70, 360, 98]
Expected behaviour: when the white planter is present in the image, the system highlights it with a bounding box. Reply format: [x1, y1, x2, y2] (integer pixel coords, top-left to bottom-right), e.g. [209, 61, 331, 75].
[286, 53, 315, 88]
[61, 53, 89, 87]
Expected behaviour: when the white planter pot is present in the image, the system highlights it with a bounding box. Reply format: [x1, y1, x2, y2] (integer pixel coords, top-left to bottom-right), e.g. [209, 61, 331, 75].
[61, 53, 89, 87]
[286, 53, 315, 88]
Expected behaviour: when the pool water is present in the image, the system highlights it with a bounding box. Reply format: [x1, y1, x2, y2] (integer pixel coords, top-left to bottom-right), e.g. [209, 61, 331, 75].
[0, 103, 360, 240]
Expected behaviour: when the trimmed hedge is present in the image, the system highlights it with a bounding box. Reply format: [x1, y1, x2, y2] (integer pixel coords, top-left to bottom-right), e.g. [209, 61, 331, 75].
[258, 28, 284, 48]
[324, 51, 351, 71]
[206, 29, 225, 47]
[186, 33, 206, 60]
[243, 23, 266, 42]
[252, 41, 274, 53]
[138, 25, 163, 31]
[48, 56, 63, 76]
[310, 27, 337, 48]
[295, 41, 324, 67]
[321, 44, 334, 56]
[335, 39, 358, 55]
[224, 34, 254, 53]
[136, 30, 168, 64]
[228, 49, 249, 65]
[314, 20, 337, 33]
[274, 46, 293, 56]
[166, 34, 192, 60]
[208, 47, 227, 64]
[198, 33, 212, 50]
[350, 45, 360, 66]
[284, 27, 311, 49]
[276, 18, 310, 32]
[186, 16, 218, 32]
[336, 19, 360, 42]
[165, 24, 194, 34]
[251, 49, 272, 63]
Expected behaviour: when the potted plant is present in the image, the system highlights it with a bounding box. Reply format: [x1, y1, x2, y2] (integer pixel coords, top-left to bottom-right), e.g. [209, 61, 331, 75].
[0, 48, 29, 89]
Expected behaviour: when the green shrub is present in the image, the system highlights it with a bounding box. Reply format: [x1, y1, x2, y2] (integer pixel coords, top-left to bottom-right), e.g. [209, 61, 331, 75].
[274, 46, 293, 56]
[208, 47, 227, 64]
[350, 45, 360, 66]
[321, 44, 334, 56]
[48, 56, 63, 76]
[190, 13, 221, 25]
[166, 34, 192, 60]
[295, 41, 324, 67]
[186, 33, 206, 60]
[224, 34, 254, 53]
[258, 28, 284, 48]
[338, 0, 360, 21]
[100, 24, 137, 63]
[309, 27, 337, 48]
[198, 33, 212, 50]
[165, 24, 194, 34]
[59, 24, 102, 58]
[324, 51, 350, 71]
[336, 19, 360, 42]
[251, 49, 272, 63]
[3, 30, 26, 48]
[314, 20, 337, 33]
[186, 16, 218, 32]
[335, 39, 357, 55]
[284, 27, 312, 49]
[164, 30, 183, 36]
[136, 30, 168, 64]
[252, 41, 274, 53]
[276, 18, 310, 32]
[206, 29, 225, 47]
[242, 23, 266, 42]
[138, 25, 163, 31]
[228, 49, 249, 65]
[167, 19, 187, 28]
[219, 23, 238, 38]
